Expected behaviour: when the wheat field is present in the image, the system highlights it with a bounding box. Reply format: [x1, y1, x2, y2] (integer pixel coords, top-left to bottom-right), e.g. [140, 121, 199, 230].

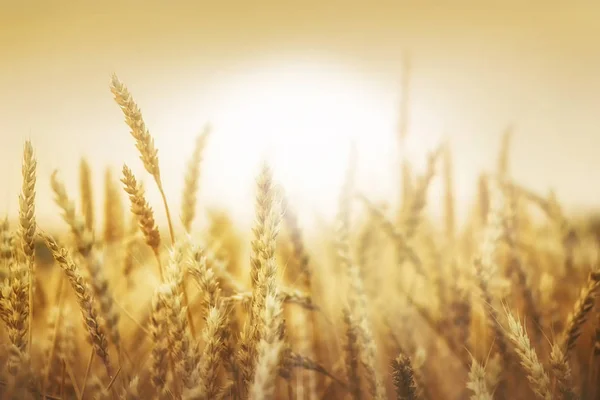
[0, 73, 599, 400]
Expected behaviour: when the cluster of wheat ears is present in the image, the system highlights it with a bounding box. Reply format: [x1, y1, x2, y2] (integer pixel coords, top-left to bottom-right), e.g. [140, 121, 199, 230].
[0, 74, 599, 400]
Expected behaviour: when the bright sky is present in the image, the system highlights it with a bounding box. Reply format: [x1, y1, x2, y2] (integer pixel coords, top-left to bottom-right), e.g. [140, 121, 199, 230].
[1, 1, 599, 232]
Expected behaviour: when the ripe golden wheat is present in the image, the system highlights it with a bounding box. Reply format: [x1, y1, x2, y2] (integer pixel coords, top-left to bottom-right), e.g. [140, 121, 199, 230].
[0, 76, 599, 400]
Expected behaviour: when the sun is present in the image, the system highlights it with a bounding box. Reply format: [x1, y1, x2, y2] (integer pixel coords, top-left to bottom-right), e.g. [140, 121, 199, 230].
[204, 57, 402, 224]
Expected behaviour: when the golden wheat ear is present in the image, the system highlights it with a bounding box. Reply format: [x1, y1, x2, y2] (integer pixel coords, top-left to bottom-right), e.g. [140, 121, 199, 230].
[120, 165, 160, 250]
[121, 164, 163, 280]
[79, 158, 95, 234]
[549, 344, 577, 400]
[18, 140, 36, 358]
[466, 357, 493, 400]
[2, 259, 30, 376]
[181, 124, 211, 234]
[560, 271, 600, 359]
[504, 306, 552, 400]
[40, 233, 113, 380]
[103, 167, 125, 244]
[238, 162, 282, 396]
[110, 74, 161, 181]
[392, 354, 419, 400]
[442, 141, 456, 241]
[337, 145, 386, 400]
[50, 170, 94, 257]
[110, 74, 175, 244]
[148, 284, 170, 397]
[250, 291, 284, 400]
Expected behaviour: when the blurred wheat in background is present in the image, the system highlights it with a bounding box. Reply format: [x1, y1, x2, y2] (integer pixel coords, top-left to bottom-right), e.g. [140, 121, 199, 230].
[2, 1, 600, 400]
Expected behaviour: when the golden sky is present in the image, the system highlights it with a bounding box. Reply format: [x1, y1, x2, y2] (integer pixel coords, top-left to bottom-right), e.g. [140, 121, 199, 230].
[1, 1, 599, 230]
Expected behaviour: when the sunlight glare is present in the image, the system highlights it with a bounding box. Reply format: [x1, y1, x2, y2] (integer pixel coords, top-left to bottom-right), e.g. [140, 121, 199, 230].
[208, 59, 400, 223]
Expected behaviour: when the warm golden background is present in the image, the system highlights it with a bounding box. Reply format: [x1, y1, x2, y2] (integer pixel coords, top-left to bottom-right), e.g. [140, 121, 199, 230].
[1, 0, 599, 231]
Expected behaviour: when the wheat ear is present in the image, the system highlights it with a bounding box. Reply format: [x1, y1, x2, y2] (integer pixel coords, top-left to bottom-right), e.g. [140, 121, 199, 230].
[239, 162, 279, 389]
[337, 145, 386, 400]
[466, 357, 494, 400]
[504, 306, 552, 400]
[103, 168, 125, 243]
[560, 271, 600, 359]
[392, 353, 419, 400]
[110, 74, 175, 243]
[50, 170, 94, 256]
[148, 285, 170, 399]
[181, 124, 210, 233]
[121, 164, 163, 280]
[18, 140, 36, 357]
[342, 308, 362, 400]
[41, 233, 113, 379]
[79, 158, 95, 233]
[474, 183, 511, 398]
[0, 260, 29, 376]
[250, 291, 284, 400]
[549, 344, 578, 400]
